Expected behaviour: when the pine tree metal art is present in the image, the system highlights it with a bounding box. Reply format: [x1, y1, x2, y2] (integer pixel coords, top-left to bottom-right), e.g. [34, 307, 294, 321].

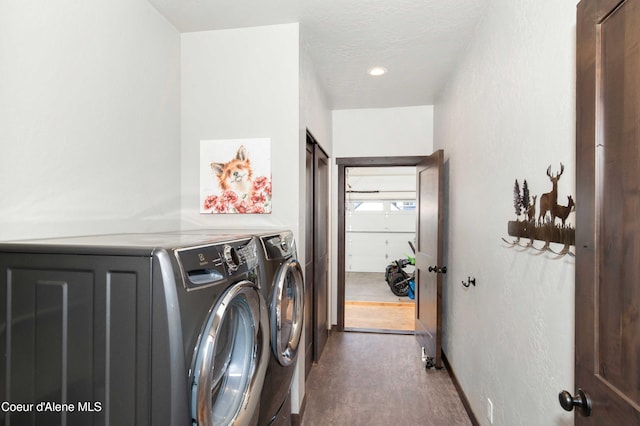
[502, 163, 576, 257]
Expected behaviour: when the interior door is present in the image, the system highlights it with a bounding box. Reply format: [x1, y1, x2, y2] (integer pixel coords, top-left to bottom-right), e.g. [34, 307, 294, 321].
[304, 133, 329, 373]
[414, 150, 444, 369]
[304, 142, 314, 378]
[313, 143, 329, 363]
[568, 0, 640, 423]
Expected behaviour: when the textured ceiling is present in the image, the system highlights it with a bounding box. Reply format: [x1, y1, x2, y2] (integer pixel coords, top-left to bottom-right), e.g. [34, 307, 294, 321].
[147, 0, 488, 109]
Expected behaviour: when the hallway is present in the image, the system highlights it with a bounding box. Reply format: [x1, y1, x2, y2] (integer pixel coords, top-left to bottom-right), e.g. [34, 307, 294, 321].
[300, 332, 471, 426]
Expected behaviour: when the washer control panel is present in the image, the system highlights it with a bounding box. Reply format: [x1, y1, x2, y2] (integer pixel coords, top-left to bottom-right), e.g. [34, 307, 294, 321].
[262, 231, 295, 260]
[222, 244, 240, 271]
[174, 237, 258, 290]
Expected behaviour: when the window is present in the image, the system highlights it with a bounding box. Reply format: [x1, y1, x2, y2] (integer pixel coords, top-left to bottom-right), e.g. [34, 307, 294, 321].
[390, 201, 416, 211]
[352, 201, 384, 211]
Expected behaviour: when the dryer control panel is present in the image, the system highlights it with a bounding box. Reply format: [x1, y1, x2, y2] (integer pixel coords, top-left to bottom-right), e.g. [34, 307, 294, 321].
[261, 231, 295, 260]
[174, 237, 258, 290]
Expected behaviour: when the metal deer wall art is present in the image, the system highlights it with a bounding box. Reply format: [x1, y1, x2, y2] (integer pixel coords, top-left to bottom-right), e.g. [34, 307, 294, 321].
[538, 164, 564, 223]
[502, 163, 576, 257]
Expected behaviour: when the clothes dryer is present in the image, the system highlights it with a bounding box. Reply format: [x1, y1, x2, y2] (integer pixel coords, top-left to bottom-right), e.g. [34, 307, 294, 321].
[0, 232, 269, 426]
[256, 231, 305, 426]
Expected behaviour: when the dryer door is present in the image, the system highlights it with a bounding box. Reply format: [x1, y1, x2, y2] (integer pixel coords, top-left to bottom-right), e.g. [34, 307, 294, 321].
[271, 258, 305, 366]
[191, 280, 268, 426]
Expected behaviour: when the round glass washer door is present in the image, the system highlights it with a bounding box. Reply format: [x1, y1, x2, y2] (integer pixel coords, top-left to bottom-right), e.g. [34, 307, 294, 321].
[191, 280, 268, 426]
[271, 258, 304, 366]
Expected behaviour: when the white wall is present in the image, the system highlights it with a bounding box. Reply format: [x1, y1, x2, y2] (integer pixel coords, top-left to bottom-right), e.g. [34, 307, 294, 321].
[299, 29, 333, 292]
[330, 106, 433, 323]
[0, 0, 181, 240]
[296, 29, 333, 413]
[180, 24, 300, 234]
[300, 35, 333, 155]
[332, 106, 433, 157]
[434, 1, 578, 425]
[181, 23, 333, 413]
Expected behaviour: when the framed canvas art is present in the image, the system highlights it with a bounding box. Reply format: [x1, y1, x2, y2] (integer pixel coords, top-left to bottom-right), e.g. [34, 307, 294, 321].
[200, 138, 272, 214]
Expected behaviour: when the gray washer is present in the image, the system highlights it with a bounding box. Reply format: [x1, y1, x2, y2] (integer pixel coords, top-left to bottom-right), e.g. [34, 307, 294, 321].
[0, 232, 269, 426]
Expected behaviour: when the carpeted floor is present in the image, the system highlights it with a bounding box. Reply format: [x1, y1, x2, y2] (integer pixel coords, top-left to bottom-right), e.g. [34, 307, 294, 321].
[300, 332, 472, 426]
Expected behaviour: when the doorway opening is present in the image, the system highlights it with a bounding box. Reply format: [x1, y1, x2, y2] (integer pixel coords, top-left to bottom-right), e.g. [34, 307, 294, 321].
[344, 166, 417, 332]
[337, 156, 428, 334]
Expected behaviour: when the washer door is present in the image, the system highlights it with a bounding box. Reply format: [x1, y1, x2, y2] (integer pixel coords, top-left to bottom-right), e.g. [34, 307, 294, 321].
[191, 280, 268, 426]
[271, 258, 305, 366]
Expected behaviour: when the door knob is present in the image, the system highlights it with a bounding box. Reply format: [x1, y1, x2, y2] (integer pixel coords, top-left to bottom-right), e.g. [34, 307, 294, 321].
[428, 266, 447, 273]
[558, 389, 592, 417]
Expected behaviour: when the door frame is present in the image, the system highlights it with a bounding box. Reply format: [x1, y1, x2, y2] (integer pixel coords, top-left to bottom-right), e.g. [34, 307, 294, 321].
[306, 130, 330, 369]
[336, 156, 428, 331]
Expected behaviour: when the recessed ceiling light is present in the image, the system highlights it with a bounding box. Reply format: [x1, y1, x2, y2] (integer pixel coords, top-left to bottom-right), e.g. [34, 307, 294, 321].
[367, 66, 387, 76]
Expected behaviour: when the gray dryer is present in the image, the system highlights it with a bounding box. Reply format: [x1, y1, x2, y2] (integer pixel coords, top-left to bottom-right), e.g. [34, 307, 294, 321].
[256, 231, 305, 426]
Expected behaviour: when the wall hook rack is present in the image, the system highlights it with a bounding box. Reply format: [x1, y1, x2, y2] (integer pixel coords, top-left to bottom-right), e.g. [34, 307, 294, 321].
[505, 164, 576, 258]
[462, 277, 476, 288]
[501, 236, 575, 257]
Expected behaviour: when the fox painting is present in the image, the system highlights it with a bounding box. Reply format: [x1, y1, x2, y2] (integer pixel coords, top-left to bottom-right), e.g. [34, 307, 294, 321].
[201, 139, 272, 214]
[210, 145, 254, 198]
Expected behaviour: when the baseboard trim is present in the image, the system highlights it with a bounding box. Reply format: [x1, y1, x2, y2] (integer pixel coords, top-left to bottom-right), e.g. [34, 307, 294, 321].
[345, 300, 414, 308]
[442, 351, 479, 426]
[344, 327, 414, 335]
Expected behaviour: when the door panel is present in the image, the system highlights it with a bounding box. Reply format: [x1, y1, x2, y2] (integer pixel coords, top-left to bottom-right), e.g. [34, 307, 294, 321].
[414, 150, 444, 369]
[346, 232, 415, 273]
[304, 143, 314, 378]
[575, 0, 640, 423]
[305, 136, 330, 371]
[313, 144, 329, 362]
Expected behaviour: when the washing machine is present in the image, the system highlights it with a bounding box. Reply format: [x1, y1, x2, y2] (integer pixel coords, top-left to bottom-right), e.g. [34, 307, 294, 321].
[256, 231, 305, 426]
[0, 232, 270, 426]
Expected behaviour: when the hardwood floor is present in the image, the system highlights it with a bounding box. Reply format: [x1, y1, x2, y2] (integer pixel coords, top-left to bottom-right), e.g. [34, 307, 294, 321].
[345, 272, 415, 332]
[345, 301, 414, 331]
[300, 332, 472, 426]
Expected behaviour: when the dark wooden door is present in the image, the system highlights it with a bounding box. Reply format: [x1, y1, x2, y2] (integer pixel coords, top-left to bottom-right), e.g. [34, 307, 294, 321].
[571, 0, 640, 423]
[304, 142, 314, 378]
[305, 133, 329, 375]
[312, 143, 329, 363]
[414, 150, 444, 369]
